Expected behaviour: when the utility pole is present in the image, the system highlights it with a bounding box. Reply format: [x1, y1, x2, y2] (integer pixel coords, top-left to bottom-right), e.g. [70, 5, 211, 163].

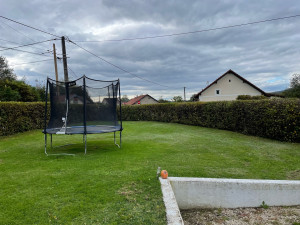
[184, 87, 186, 101]
[53, 43, 59, 82]
[61, 36, 69, 82]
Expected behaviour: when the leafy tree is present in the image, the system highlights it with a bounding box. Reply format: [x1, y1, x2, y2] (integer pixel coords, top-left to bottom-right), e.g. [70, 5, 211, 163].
[189, 94, 199, 102]
[158, 97, 169, 103]
[290, 73, 300, 88]
[0, 85, 21, 101]
[0, 79, 41, 102]
[121, 95, 129, 103]
[283, 73, 300, 98]
[0, 56, 16, 81]
[0, 56, 47, 102]
[172, 96, 183, 102]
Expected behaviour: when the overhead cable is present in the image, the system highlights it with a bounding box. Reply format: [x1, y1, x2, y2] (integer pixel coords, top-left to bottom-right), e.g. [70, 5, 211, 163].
[0, 20, 37, 42]
[68, 40, 169, 87]
[0, 38, 54, 54]
[9, 59, 53, 66]
[73, 14, 300, 42]
[0, 39, 56, 52]
[0, 16, 61, 38]
[0, 45, 52, 57]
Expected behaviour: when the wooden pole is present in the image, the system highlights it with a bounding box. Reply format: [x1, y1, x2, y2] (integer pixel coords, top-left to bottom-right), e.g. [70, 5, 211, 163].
[61, 36, 69, 82]
[184, 87, 186, 101]
[53, 43, 58, 82]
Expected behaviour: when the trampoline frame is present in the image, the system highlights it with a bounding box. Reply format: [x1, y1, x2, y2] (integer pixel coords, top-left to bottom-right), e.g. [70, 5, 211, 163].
[43, 76, 123, 155]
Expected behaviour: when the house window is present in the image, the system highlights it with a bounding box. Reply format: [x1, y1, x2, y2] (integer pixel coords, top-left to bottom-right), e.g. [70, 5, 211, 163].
[216, 90, 220, 95]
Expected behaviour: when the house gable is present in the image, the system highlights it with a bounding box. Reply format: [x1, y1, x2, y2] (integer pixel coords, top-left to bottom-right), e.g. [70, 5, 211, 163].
[195, 70, 267, 102]
[125, 94, 158, 105]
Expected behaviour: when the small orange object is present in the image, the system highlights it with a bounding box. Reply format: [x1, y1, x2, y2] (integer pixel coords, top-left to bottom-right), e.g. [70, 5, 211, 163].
[161, 170, 168, 179]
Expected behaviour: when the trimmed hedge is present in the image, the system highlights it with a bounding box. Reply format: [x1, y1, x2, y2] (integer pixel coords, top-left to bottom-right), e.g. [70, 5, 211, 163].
[0, 102, 47, 136]
[1, 99, 299, 142]
[122, 99, 300, 142]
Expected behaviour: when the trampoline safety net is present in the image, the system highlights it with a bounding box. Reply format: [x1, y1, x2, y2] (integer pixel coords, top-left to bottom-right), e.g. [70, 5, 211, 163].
[43, 76, 122, 154]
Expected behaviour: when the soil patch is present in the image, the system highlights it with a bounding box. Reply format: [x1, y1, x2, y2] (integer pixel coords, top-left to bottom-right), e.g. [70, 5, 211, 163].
[181, 206, 300, 225]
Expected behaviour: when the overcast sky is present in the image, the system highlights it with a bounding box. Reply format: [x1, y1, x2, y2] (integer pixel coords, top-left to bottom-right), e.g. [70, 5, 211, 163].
[1, 0, 300, 100]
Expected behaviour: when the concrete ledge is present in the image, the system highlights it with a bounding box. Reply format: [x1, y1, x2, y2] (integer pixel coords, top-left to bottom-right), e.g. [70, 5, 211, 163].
[159, 178, 184, 225]
[169, 177, 300, 209]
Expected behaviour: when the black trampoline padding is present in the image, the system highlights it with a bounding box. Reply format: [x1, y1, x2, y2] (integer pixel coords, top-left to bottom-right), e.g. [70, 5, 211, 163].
[46, 125, 122, 134]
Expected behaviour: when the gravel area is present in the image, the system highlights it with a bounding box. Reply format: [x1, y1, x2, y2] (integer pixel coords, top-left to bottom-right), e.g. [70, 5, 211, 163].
[181, 206, 300, 225]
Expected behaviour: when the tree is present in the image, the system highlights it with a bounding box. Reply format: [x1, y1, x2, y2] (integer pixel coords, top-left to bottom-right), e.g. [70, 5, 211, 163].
[290, 73, 300, 88]
[0, 85, 21, 101]
[172, 96, 183, 102]
[0, 79, 40, 102]
[283, 73, 300, 98]
[189, 94, 199, 102]
[0, 56, 16, 81]
[158, 97, 169, 103]
[121, 95, 129, 103]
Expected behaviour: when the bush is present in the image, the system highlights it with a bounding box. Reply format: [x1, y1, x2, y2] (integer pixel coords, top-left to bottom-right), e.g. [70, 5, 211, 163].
[1, 100, 299, 143]
[0, 102, 48, 136]
[121, 99, 300, 142]
[237, 95, 268, 100]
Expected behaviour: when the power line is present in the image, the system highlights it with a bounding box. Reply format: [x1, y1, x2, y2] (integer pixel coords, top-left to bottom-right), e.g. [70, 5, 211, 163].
[67, 66, 78, 78]
[0, 45, 52, 57]
[74, 14, 300, 42]
[0, 20, 37, 42]
[9, 59, 53, 66]
[68, 40, 169, 87]
[0, 39, 56, 52]
[0, 38, 55, 54]
[0, 16, 61, 38]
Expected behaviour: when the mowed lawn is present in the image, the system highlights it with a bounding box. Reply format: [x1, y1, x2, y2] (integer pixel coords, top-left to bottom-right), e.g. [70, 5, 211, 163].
[0, 121, 299, 224]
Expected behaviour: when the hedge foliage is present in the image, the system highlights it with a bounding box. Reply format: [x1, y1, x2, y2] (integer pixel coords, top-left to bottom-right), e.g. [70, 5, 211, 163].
[122, 99, 300, 142]
[0, 102, 48, 136]
[1, 99, 299, 142]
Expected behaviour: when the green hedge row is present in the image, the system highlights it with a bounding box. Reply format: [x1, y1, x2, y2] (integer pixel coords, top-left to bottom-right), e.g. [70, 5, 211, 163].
[121, 99, 300, 142]
[0, 102, 48, 136]
[1, 99, 299, 142]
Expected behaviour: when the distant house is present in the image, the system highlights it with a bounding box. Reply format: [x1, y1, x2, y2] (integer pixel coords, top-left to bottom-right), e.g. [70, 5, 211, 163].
[102, 98, 120, 105]
[124, 94, 158, 105]
[195, 69, 268, 102]
[58, 94, 84, 104]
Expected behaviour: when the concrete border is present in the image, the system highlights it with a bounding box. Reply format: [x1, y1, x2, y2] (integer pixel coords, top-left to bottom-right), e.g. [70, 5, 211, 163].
[159, 178, 184, 225]
[169, 177, 300, 209]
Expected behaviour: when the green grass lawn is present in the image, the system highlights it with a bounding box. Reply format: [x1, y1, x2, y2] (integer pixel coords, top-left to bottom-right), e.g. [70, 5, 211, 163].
[0, 121, 299, 224]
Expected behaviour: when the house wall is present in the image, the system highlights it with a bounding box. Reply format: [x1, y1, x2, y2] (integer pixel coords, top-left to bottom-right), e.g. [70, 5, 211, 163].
[199, 73, 262, 102]
[134, 96, 158, 105]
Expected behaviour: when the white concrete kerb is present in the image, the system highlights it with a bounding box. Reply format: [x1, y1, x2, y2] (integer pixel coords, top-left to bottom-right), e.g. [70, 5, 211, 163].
[159, 177, 184, 225]
[159, 177, 300, 224]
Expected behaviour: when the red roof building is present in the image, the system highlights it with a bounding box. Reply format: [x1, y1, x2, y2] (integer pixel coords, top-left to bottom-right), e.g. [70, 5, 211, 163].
[124, 94, 158, 105]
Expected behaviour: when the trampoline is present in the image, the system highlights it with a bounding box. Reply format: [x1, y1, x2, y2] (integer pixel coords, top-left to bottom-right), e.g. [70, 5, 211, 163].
[43, 75, 123, 155]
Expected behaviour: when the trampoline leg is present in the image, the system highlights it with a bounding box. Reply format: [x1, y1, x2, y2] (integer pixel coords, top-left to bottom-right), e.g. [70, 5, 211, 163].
[114, 131, 121, 148]
[84, 134, 87, 154]
[44, 134, 48, 155]
[50, 134, 52, 148]
[120, 131, 122, 148]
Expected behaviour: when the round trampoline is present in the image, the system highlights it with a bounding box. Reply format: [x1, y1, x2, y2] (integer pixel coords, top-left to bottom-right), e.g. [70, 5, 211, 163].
[43, 75, 123, 155]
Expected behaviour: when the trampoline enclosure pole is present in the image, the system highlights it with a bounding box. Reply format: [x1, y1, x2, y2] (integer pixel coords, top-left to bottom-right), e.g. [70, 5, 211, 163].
[84, 135, 87, 154]
[83, 76, 87, 154]
[44, 134, 47, 155]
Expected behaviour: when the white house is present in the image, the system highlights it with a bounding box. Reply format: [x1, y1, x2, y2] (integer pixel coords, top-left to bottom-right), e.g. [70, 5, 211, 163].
[195, 69, 268, 102]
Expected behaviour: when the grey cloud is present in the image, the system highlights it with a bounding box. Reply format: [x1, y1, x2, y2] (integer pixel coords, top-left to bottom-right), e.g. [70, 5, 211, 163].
[1, 0, 300, 99]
